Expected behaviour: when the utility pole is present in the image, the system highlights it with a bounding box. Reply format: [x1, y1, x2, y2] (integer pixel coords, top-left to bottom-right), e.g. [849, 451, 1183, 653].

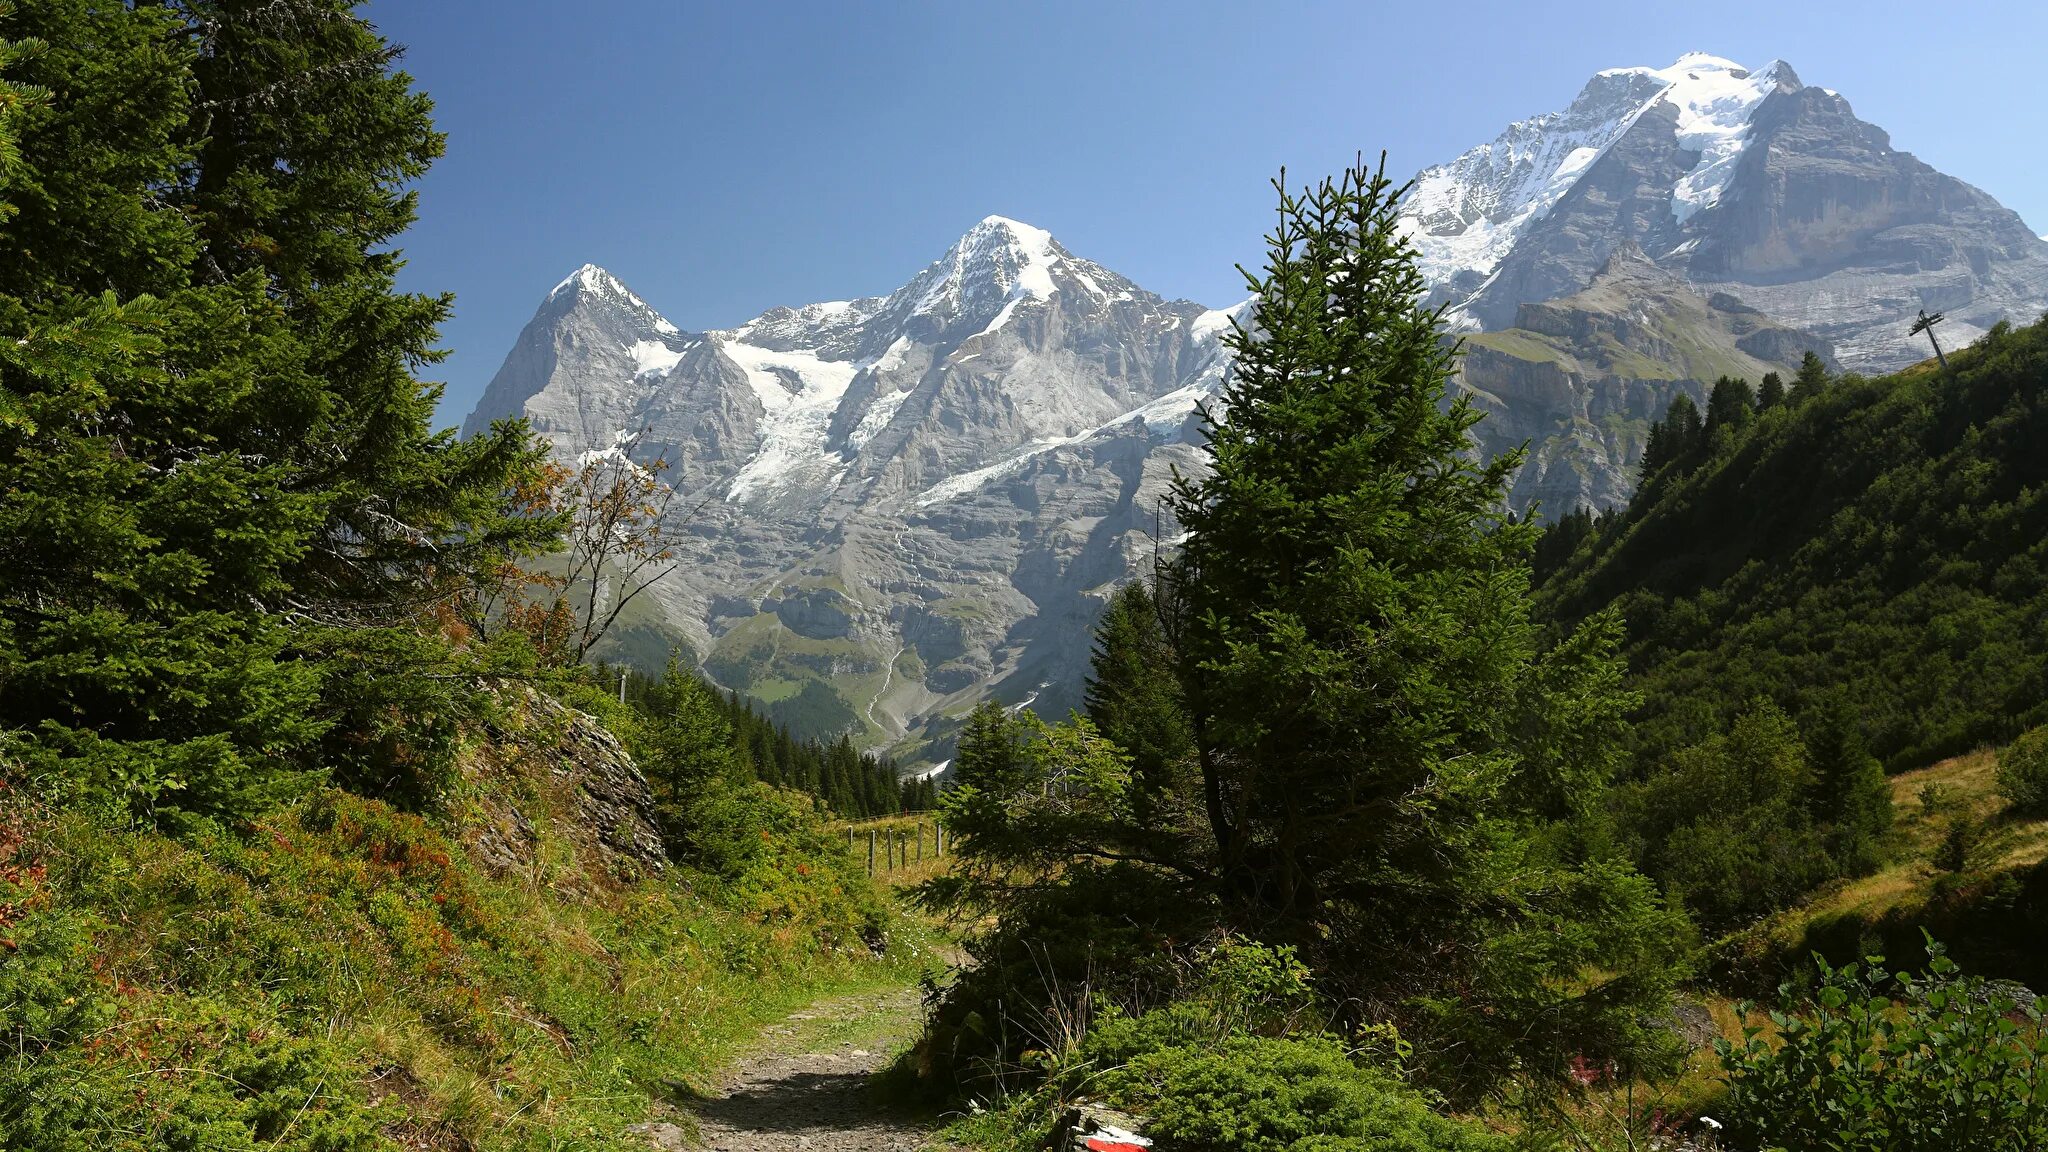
[1910, 310, 1951, 372]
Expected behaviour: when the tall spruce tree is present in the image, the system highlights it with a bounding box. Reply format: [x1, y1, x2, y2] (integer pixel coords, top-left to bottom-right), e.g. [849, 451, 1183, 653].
[1165, 156, 1683, 1095]
[0, 1, 553, 821]
[1083, 581, 1193, 819]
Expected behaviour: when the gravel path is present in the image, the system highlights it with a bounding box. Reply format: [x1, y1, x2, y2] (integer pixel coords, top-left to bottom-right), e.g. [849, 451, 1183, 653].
[667, 984, 956, 1152]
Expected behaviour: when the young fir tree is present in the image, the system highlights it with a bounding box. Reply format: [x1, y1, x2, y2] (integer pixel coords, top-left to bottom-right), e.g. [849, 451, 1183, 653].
[630, 658, 749, 864]
[1083, 581, 1194, 818]
[0, 1, 553, 822]
[1789, 349, 1831, 404]
[1803, 698, 1894, 875]
[1165, 156, 1684, 1096]
[1757, 371, 1786, 410]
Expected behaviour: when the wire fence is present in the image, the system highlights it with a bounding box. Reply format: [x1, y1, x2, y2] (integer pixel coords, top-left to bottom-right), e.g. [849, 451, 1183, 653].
[843, 817, 947, 877]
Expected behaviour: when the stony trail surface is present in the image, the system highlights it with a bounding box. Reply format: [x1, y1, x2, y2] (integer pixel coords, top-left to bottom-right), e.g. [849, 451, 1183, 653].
[642, 983, 958, 1152]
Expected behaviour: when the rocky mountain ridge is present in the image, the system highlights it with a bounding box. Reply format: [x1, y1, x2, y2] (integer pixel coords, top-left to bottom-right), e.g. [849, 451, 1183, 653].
[466, 55, 2048, 757]
[1401, 53, 2048, 369]
[1460, 241, 1835, 514]
[466, 217, 1238, 755]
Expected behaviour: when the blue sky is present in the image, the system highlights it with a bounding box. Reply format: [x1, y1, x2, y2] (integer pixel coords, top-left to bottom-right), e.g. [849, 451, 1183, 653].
[367, 1, 2048, 426]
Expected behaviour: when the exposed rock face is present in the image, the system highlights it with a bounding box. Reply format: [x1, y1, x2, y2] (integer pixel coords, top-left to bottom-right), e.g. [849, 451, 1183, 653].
[467, 220, 1237, 757]
[462, 688, 667, 878]
[468, 52, 2046, 755]
[1457, 243, 1834, 515]
[1404, 54, 2048, 373]
[550, 698, 668, 874]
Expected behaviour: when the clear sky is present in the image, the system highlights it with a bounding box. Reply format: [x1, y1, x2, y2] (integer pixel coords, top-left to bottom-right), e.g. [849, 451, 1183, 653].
[365, 1, 2048, 426]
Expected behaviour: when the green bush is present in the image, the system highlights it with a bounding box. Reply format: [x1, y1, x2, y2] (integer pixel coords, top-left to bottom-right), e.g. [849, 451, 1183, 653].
[930, 940, 1493, 1152]
[1717, 938, 2048, 1151]
[0, 847, 385, 1151]
[1089, 1033, 1503, 1152]
[1997, 726, 2048, 816]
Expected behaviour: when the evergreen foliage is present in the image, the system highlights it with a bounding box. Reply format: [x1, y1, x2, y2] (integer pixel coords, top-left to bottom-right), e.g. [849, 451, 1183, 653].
[1163, 156, 1683, 1094]
[614, 661, 932, 820]
[1789, 348, 1832, 403]
[1804, 696, 1895, 873]
[1637, 391, 1704, 486]
[0, 0, 555, 824]
[1082, 582, 1194, 819]
[1756, 370, 1786, 410]
[1540, 317, 2048, 774]
[924, 157, 1685, 1101]
[1703, 374, 1757, 444]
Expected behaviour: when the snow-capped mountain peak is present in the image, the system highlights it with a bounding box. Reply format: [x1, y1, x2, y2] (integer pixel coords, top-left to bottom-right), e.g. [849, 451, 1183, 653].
[1630, 55, 1794, 221]
[546, 262, 682, 336]
[1400, 54, 1795, 298]
[878, 215, 1135, 340]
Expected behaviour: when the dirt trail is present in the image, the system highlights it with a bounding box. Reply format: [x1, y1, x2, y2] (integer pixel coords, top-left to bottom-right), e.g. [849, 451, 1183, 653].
[657, 983, 956, 1152]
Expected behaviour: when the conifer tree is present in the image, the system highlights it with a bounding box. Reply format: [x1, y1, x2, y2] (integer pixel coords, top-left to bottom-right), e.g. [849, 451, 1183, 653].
[0, 1, 552, 820]
[1165, 155, 1683, 1094]
[1639, 392, 1706, 485]
[1083, 581, 1193, 817]
[1757, 371, 1786, 409]
[1705, 375, 1757, 444]
[953, 701, 1028, 796]
[1789, 350, 1831, 403]
[1803, 698, 1894, 874]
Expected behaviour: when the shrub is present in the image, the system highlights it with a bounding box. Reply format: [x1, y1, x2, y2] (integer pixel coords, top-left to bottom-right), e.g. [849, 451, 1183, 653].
[1090, 1033, 1504, 1152]
[1918, 780, 1964, 817]
[1933, 815, 1981, 874]
[1717, 938, 2048, 1152]
[1998, 726, 2048, 817]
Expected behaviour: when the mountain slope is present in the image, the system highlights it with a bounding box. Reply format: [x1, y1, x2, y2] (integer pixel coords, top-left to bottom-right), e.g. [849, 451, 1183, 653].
[468, 51, 2048, 753]
[468, 219, 1238, 754]
[1460, 241, 1834, 514]
[1402, 53, 2048, 371]
[1536, 315, 2048, 771]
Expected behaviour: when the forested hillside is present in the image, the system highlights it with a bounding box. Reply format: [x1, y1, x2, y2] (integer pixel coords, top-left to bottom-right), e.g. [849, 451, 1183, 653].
[612, 663, 937, 819]
[1539, 323, 2048, 771]
[1532, 320, 2048, 933]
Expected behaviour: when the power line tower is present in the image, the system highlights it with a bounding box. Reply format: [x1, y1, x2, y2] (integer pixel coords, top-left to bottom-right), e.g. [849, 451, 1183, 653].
[1909, 309, 1951, 372]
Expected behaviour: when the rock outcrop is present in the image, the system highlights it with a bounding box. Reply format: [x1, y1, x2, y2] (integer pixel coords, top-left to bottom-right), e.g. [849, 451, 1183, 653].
[462, 687, 667, 880]
[1457, 243, 1834, 514]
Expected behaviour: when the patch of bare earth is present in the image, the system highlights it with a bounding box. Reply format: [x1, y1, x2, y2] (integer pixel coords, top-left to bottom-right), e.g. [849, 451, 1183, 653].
[635, 984, 956, 1152]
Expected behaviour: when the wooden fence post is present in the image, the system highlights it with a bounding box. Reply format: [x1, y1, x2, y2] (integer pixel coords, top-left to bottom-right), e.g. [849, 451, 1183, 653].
[867, 828, 876, 875]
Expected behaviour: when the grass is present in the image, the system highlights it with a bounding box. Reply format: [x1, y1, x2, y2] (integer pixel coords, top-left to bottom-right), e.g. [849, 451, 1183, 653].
[840, 815, 954, 890]
[3, 698, 947, 1150]
[1464, 329, 1571, 366]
